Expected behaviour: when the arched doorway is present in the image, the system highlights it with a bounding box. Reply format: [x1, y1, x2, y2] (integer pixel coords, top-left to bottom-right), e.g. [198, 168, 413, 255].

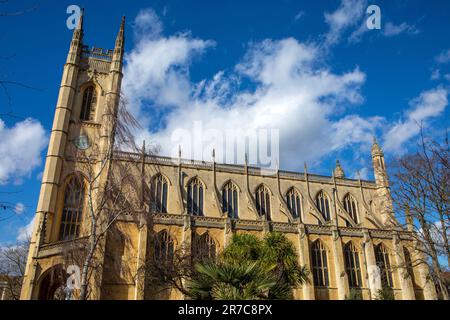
[37, 265, 68, 300]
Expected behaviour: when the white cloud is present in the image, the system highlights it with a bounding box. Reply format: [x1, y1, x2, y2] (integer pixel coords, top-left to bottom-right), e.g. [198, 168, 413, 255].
[383, 87, 448, 154]
[430, 69, 440, 80]
[324, 0, 367, 46]
[122, 8, 448, 175]
[123, 10, 381, 172]
[328, 2, 420, 44]
[330, 115, 384, 150]
[349, 20, 370, 43]
[13, 203, 25, 215]
[0, 118, 48, 185]
[17, 216, 35, 242]
[435, 49, 450, 64]
[122, 9, 214, 125]
[382, 22, 419, 37]
[294, 11, 305, 21]
[133, 8, 163, 40]
[351, 20, 420, 43]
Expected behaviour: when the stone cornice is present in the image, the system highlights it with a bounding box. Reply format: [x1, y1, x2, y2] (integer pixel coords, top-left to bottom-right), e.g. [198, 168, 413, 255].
[113, 151, 377, 189]
[116, 213, 414, 240]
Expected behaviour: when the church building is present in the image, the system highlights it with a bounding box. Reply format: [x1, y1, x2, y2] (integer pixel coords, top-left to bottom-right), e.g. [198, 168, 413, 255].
[20, 14, 437, 300]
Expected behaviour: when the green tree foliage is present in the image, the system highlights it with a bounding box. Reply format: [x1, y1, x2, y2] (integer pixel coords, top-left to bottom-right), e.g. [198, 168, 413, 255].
[187, 232, 309, 300]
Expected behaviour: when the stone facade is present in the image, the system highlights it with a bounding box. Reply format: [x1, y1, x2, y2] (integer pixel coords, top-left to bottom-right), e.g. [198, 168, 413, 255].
[20, 14, 438, 300]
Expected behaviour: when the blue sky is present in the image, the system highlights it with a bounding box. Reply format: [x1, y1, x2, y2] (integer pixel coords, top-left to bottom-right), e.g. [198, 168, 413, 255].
[0, 0, 449, 245]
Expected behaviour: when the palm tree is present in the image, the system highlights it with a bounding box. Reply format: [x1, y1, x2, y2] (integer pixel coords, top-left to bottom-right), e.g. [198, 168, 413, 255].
[261, 232, 309, 299]
[221, 233, 263, 263]
[187, 232, 309, 300]
[187, 261, 277, 300]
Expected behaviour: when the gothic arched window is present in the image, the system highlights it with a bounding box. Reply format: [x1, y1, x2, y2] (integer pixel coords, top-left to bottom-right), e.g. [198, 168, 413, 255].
[187, 178, 204, 216]
[343, 194, 359, 225]
[311, 240, 329, 287]
[192, 232, 216, 263]
[150, 174, 168, 213]
[59, 175, 85, 241]
[255, 185, 271, 221]
[154, 230, 174, 263]
[80, 85, 97, 121]
[316, 191, 331, 222]
[222, 181, 238, 219]
[375, 243, 393, 288]
[286, 188, 302, 219]
[344, 242, 362, 288]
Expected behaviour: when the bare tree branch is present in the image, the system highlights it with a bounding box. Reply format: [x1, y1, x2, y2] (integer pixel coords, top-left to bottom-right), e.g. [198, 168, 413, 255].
[390, 123, 449, 300]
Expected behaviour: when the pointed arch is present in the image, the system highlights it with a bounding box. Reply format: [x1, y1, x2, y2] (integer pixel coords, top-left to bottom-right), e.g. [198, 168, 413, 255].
[221, 180, 239, 219]
[254, 183, 274, 195]
[286, 187, 302, 219]
[80, 85, 98, 121]
[310, 239, 329, 287]
[255, 184, 272, 221]
[59, 174, 86, 241]
[153, 230, 175, 263]
[186, 177, 205, 216]
[344, 241, 362, 288]
[219, 179, 241, 193]
[37, 265, 67, 300]
[343, 193, 359, 225]
[375, 243, 393, 289]
[192, 231, 217, 263]
[151, 172, 172, 186]
[185, 175, 208, 189]
[315, 190, 331, 222]
[150, 173, 169, 213]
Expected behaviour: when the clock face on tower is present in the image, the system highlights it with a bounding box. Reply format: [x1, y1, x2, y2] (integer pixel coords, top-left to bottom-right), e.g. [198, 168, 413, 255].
[72, 134, 90, 150]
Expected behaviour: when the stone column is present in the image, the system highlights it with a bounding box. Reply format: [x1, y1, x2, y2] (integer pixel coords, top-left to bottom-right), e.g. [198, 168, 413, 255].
[362, 229, 381, 299]
[135, 216, 148, 300]
[182, 214, 192, 254]
[391, 232, 415, 300]
[418, 265, 438, 300]
[223, 218, 233, 248]
[331, 228, 349, 299]
[297, 224, 314, 300]
[181, 214, 192, 299]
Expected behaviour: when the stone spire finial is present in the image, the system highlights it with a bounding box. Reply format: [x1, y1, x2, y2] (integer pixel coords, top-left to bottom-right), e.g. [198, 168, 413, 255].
[111, 16, 125, 72]
[66, 8, 84, 65]
[77, 8, 85, 30]
[334, 160, 345, 178]
[371, 135, 387, 185]
[115, 16, 125, 48]
[371, 136, 383, 156]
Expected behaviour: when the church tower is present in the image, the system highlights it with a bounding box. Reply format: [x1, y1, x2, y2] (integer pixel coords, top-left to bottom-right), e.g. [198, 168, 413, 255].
[371, 137, 388, 187]
[20, 12, 125, 300]
[371, 137, 397, 227]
